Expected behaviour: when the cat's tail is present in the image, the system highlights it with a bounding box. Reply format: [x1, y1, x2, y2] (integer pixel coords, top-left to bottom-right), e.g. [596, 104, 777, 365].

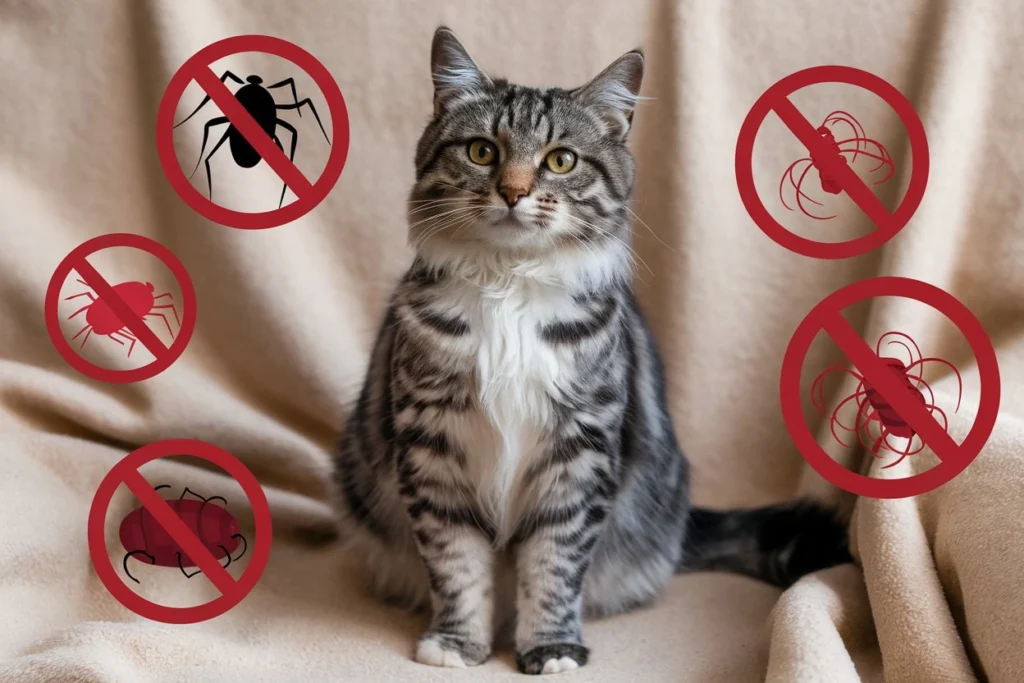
[680, 498, 853, 588]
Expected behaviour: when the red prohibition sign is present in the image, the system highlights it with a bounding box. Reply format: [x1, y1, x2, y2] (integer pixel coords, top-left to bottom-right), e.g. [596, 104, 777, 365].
[781, 277, 1000, 499]
[736, 66, 930, 259]
[44, 233, 198, 384]
[88, 439, 272, 624]
[156, 35, 350, 229]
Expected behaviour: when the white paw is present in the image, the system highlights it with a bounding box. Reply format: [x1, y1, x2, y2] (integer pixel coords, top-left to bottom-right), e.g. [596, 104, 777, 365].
[416, 637, 467, 668]
[541, 656, 580, 674]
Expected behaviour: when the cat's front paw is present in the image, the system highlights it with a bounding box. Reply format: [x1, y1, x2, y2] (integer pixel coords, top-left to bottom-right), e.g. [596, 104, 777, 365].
[415, 631, 490, 668]
[516, 643, 590, 675]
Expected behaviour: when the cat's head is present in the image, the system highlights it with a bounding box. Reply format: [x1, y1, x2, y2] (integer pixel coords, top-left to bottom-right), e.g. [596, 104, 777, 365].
[408, 27, 644, 265]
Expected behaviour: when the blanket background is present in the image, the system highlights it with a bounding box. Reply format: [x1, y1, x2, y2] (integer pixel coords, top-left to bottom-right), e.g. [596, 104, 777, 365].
[1, 0, 1022, 680]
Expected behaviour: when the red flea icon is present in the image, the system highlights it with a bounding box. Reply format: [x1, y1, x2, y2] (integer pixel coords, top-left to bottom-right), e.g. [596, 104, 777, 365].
[779, 110, 895, 220]
[66, 279, 181, 357]
[120, 486, 248, 583]
[811, 331, 963, 468]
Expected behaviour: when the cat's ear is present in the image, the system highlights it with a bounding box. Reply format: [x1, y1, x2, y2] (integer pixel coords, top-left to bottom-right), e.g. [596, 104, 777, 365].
[431, 26, 489, 113]
[573, 49, 645, 140]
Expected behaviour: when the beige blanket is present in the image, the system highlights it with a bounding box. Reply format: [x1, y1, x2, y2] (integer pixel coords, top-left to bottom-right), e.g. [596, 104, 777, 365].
[1, 0, 1022, 681]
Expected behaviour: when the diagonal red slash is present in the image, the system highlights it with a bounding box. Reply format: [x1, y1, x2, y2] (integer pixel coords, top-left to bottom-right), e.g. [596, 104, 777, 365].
[771, 96, 896, 234]
[189, 67, 314, 198]
[73, 258, 169, 359]
[121, 468, 237, 594]
[820, 312, 962, 463]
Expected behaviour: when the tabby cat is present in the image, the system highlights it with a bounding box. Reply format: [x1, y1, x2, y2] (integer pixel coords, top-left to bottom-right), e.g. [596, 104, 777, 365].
[333, 26, 851, 675]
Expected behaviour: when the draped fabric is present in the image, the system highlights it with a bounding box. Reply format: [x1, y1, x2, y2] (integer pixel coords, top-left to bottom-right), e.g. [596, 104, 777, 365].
[1, 1, 1021, 680]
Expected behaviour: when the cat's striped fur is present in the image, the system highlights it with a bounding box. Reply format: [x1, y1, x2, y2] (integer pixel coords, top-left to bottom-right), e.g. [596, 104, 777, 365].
[332, 27, 852, 675]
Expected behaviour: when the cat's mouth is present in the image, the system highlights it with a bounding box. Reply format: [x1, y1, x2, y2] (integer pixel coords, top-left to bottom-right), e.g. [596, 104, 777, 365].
[490, 209, 532, 230]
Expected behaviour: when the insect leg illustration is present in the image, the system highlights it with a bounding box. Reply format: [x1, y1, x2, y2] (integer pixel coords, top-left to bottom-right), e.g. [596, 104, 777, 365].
[110, 330, 137, 357]
[173, 71, 246, 129]
[149, 291, 181, 333]
[187, 116, 230, 180]
[273, 120, 298, 208]
[201, 132, 232, 200]
[229, 533, 248, 563]
[275, 98, 330, 144]
[267, 77, 304, 117]
[177, 552, 202, 579]
[123, 549, 156, 584]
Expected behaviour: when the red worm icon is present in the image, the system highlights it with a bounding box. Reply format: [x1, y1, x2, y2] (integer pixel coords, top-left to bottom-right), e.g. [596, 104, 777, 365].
[779, 110, 895, 220]
[811, 331, 963, 468]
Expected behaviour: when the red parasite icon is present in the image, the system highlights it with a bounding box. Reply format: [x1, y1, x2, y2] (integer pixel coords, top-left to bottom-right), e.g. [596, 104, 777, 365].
[66, 279, 181, 357]
[120, 485, 248, 584]
[779, 110, 895, 220]
[810, 331, 963, 469]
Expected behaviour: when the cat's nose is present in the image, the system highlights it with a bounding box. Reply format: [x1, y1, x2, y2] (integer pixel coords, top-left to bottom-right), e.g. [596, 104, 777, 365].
[499, 185, 529, 207]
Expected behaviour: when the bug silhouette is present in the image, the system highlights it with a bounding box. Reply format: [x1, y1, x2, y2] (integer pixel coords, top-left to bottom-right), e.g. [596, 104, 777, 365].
[120, 485, 249, 584]
[779, 110, 895, 220]
[811, 331, 963, 469]
[66, 279, 180, 357]
[174, 71, 332, 209]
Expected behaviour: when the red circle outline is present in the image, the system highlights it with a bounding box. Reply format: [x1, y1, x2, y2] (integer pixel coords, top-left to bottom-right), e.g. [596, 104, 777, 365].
[156, 35, 350, 230]
[44, 234, 198, 384]
[87, 439, 273, 624]
[735, 65, 930, 260]
[781, 277, 1000, 498]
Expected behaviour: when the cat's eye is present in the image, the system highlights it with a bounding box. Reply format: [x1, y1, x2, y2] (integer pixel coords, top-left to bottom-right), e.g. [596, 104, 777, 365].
[467, 139, 497, 165]
[545, 149, 577, 174]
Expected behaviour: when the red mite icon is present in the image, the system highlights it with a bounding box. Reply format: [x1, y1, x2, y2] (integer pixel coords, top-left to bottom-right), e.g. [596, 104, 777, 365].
[779, 110, 895, 220]
[66, 279, 180, 357]
[120, 486, 248, 583]
[811, 331, 963, 469]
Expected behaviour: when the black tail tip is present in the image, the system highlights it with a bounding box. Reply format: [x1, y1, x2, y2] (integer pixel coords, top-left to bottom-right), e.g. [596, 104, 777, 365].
[763, 499, 853, 587]
[684, 498, 854, 589]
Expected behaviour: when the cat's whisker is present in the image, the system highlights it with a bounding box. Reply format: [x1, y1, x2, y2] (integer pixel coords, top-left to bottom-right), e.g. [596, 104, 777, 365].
[566, 221, 651, 287]
[412, 220, 464, 249]
[434, 180, 484, 197]
[407, 206, 486, 231]
[412, 208, 486, 233]
[562, 214, 654, 281]
[408, 203, 475, 217]
[427, 209, 484, 239]
[408, 194, 475, 204]
[408, 199, 471, 207]
[565, 234, 603, 276]
[407, 199, 478, 214]
[410, 210, 486, 250]
[574, 218, 653, 278]
[450, 211, 486, 241]
[410, 222, 474, 251]
[626, 206, 679, 255]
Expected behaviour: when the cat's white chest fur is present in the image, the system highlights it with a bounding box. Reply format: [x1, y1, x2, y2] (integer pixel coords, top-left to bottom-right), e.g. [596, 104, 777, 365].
[453, 274, 568, 533]
[419, 243, 628, 538]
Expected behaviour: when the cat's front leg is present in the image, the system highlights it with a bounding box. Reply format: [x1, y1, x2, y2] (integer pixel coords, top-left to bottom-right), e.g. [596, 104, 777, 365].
[512, 442, 616, 675]
[398, 439, 495, 668]
[411, 523, 494, 668]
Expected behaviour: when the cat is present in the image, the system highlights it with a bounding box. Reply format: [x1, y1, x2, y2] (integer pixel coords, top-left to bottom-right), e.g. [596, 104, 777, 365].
[332, 26, 852, 676]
